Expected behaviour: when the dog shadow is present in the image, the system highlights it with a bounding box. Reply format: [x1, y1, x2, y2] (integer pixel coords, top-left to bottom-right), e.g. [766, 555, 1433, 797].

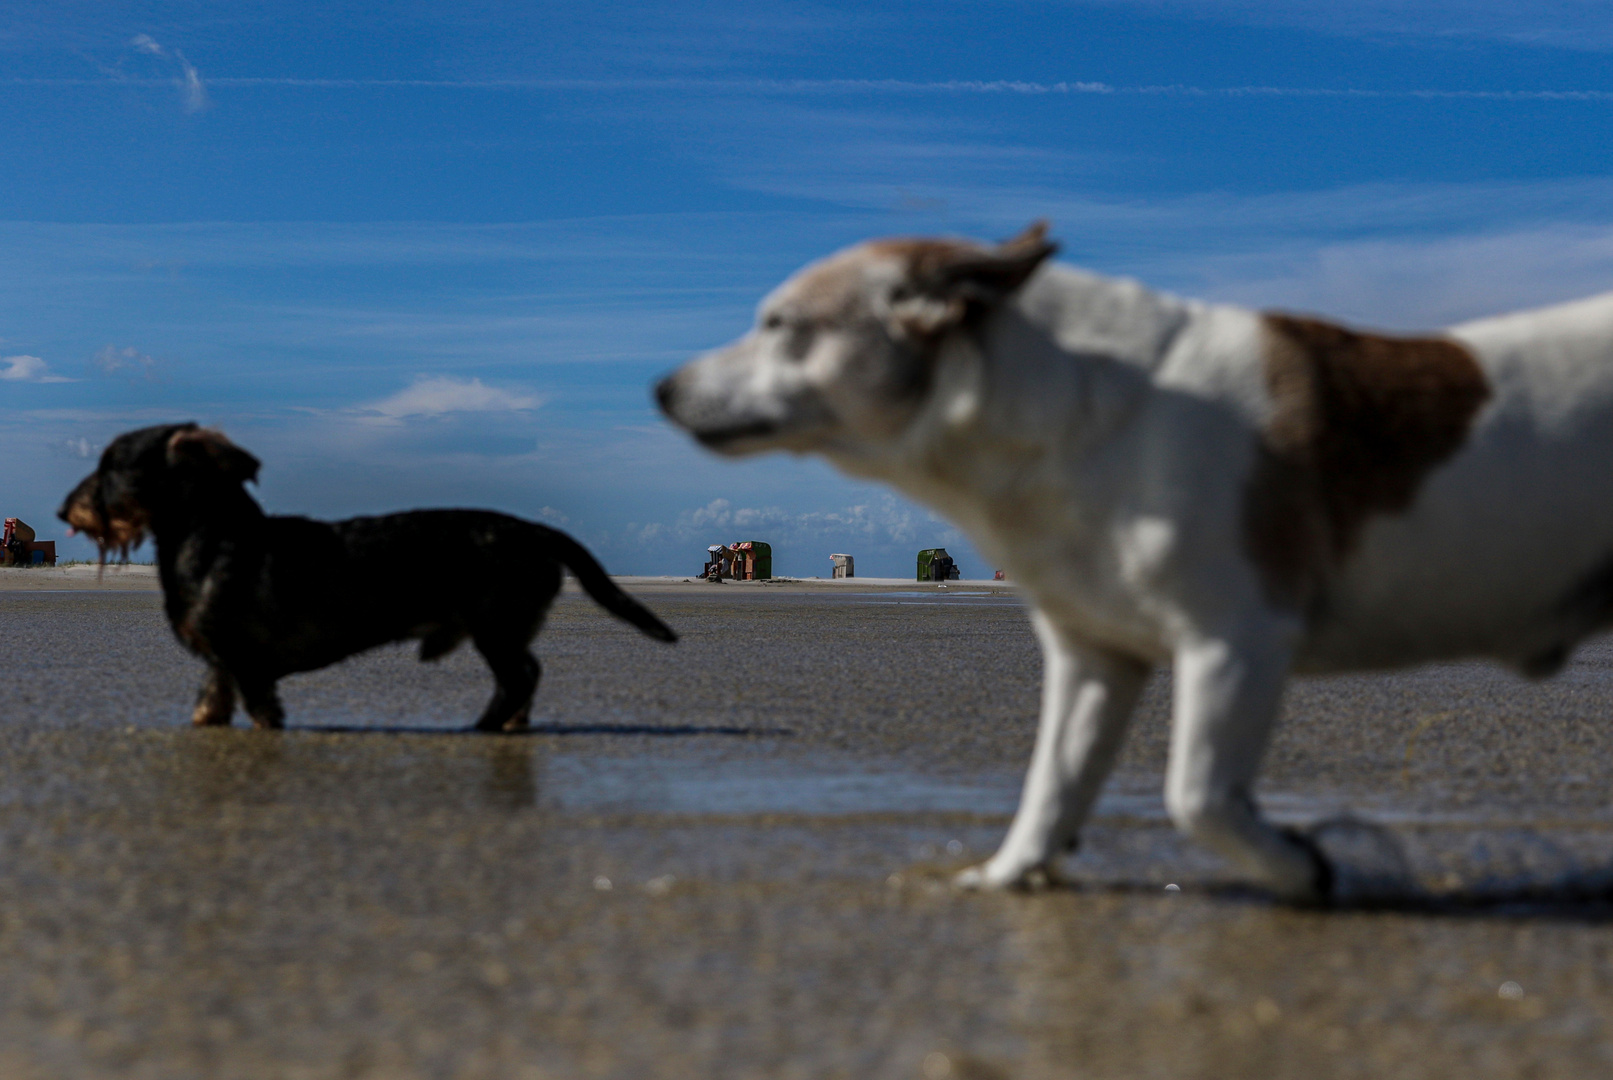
[1217, 818, 1613, 920]
[1033, 817, 1613, 921]
[285, 720, 794, 738]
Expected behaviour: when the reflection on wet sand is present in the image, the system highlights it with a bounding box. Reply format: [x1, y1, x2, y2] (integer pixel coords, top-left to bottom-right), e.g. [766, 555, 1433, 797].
[12, 586, 1613, 1075]
[483, 737, 537, 811]
[169, 728, 292, 809]
[156, 728, 548, 817]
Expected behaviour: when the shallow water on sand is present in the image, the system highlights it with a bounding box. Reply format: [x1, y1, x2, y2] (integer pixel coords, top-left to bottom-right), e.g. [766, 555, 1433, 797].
[5, 582, 1613, 1078]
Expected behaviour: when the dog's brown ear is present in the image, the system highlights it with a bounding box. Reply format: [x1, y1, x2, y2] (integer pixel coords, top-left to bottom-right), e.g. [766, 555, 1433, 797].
[921, 221, 1058, 297]
[167, 427, 260, 484]
[888, 221, 1058, 339]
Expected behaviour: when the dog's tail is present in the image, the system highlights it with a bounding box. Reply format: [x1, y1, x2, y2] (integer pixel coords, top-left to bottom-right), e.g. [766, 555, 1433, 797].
[549, 529, 678, 643]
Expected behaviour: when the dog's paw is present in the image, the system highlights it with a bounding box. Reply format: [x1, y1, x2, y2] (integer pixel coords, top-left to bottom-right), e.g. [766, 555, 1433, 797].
[954, 858, 1064, 892]
[190, 705, 232, 727]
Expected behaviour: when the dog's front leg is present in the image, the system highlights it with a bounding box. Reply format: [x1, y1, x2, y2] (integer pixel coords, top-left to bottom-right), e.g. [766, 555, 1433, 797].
[1164, 626, 1329, 902]
[191, 666, 237, 726]
[958, 613, 1148, 889]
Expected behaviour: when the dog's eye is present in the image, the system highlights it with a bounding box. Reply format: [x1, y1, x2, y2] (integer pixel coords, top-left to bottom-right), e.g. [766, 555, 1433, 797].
[762, 312, 786, 331]
[782, 323, 816, 362]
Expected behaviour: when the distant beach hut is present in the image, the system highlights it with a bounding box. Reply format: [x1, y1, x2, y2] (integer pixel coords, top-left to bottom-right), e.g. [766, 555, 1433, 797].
[917, 548, 958, 582]
[733, 541, 772, 580]
[701, 540, 773, 580]
[702, 545, 727, 580]
[830, 553, 854, 579]
[2, 518, 54, 566]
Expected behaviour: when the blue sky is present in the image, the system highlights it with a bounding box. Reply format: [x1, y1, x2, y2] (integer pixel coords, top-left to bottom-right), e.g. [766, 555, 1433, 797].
[6, 2, 1613, 576]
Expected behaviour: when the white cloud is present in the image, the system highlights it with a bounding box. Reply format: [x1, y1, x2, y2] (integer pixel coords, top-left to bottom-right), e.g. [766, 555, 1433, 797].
[179, 64, 208, 113]
[358, 376, 542, 422]
[93, 344, 159, 378]
[1, 354, 73, 383]
[2, 354, 47, 380]
[54, 436, 101, 459]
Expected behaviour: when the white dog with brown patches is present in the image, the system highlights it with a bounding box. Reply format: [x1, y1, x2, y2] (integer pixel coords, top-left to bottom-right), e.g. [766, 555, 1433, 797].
[657, 222, 1613, 902]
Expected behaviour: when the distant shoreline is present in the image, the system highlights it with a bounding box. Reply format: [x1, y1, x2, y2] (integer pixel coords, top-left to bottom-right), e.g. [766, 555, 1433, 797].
[0, 565, 1015, 595]
[0, 564, 160, 591]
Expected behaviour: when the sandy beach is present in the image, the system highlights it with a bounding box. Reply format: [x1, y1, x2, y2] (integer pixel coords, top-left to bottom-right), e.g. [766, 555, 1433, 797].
[2, 581, 1611, 1077]
[0, 563, 161, 590]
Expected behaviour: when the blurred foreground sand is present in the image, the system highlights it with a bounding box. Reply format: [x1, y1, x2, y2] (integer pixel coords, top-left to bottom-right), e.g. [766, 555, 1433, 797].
[1, 584, 1610, 1078]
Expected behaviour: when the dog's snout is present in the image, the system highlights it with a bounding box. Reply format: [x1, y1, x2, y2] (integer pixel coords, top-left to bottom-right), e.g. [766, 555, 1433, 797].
[654, 374, 678, 415]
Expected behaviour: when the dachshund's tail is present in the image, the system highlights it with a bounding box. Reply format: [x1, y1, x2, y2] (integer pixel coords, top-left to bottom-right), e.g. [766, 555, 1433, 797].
[549, 529, 678, 643]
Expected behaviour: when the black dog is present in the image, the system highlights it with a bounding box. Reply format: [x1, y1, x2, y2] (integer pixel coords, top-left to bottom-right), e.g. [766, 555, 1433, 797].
[59, 423, 676, 730]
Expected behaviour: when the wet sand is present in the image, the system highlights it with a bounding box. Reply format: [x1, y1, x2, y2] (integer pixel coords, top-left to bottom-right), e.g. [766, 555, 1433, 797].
[3, 577, 1613, 1077]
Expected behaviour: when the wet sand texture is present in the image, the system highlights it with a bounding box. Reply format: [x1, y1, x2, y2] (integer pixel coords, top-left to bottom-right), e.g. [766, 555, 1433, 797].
[3, 582, 1613, 1078]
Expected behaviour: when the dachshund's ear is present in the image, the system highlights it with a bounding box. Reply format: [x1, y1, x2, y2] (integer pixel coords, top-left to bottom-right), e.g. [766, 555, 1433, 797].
[166, 427, 260, 484]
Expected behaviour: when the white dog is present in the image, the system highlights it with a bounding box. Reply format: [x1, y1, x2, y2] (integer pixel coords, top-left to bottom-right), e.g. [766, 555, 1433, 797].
[656, 222, 1613, 902]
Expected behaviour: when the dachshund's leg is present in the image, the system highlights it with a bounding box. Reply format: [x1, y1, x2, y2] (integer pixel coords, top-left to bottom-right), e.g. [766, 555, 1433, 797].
[472, 639, 540, 733]
[191, 665, 237, 727]
[236, 673, 286, 731]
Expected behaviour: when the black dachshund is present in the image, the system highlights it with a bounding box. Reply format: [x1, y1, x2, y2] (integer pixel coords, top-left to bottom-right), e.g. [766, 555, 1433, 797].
[60, 423, 676, 730]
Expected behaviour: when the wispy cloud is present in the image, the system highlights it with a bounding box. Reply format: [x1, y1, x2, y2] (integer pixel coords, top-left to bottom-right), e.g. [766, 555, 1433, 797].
[53, 436, 101, 459]
[1185, 221, 1613, 329]
[630, 494, 960, 552]
[128, 34, 208, 113]
[357, 376, 542, 423]
[707, 131, 1613, 319]
[1, 354, 73, 383]
[93, 344, 159, 378]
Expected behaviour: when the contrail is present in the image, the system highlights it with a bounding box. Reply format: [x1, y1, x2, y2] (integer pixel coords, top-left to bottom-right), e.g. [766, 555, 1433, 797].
[7, 75, 1613, 102]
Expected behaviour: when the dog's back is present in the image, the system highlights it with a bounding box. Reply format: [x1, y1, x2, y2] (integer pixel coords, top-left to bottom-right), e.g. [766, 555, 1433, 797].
[1295, 292, 1613, 672]
[242, 509, 674, 665]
